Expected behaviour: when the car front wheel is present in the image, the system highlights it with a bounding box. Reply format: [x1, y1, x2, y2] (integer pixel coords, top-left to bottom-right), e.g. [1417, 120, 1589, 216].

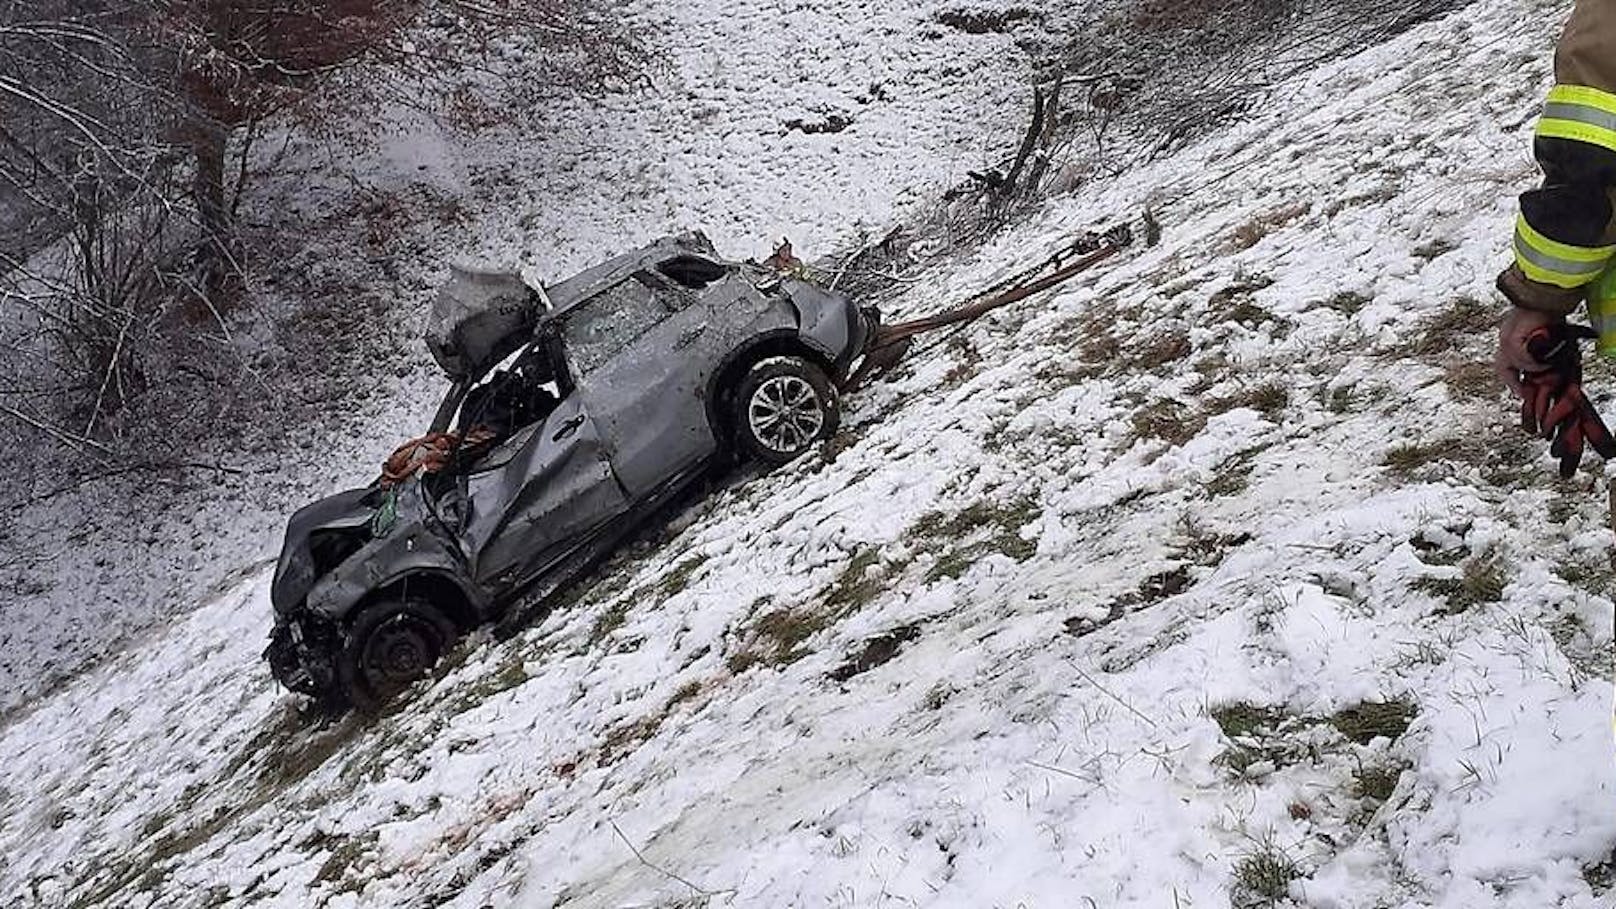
[734, 356, 840, 465]
[337, 599, 458, 711]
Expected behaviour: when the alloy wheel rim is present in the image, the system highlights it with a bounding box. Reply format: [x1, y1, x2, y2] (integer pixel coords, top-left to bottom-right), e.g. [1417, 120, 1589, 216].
[747, 375, 825, 454]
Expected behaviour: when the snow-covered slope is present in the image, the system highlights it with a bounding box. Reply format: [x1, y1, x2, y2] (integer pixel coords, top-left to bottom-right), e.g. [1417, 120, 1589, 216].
[6, 0, 1616, 907]
[0, 0, 1053, 716]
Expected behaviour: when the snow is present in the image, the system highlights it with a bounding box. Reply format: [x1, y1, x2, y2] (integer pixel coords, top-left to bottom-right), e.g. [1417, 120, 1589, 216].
[0, 0, 1052, 716]
[5, 0, 1616, 907]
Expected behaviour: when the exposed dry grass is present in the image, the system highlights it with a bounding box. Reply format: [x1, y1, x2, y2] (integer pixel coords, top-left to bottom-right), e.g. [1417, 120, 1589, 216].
[1131, 398, 1207, 447]
[1224, 201, 1310, 252]
[1331, 700, 1417, 745]
[1413, 553, 1506, 616]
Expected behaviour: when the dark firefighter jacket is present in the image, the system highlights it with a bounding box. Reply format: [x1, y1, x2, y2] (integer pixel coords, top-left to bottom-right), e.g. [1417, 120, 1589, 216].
[1502, 0, 1616, 355]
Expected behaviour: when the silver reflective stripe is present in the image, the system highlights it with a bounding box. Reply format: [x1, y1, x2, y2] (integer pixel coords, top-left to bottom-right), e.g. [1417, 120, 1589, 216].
[1542, 101, 1616, 134]
[1514, 230, 1609, 280]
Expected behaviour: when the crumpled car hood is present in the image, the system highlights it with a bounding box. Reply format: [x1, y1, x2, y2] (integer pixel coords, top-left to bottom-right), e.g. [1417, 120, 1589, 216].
[270, 486, 374, 615]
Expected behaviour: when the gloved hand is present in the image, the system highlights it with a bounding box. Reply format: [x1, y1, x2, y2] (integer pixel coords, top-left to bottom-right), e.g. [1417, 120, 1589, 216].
[1494, 306, 1565, 396]
[1516, 322, 1616, 478]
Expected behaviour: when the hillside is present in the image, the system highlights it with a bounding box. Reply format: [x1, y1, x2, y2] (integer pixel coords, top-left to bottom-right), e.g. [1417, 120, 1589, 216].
[5, 0, 1616, 907]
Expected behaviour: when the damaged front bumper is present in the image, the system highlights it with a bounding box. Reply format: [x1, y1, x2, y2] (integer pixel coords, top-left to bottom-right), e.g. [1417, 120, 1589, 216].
[265, 614, 341, 698]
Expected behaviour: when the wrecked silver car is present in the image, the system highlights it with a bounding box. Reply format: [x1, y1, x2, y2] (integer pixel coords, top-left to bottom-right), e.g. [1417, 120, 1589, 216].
[266, 232, 873, 708]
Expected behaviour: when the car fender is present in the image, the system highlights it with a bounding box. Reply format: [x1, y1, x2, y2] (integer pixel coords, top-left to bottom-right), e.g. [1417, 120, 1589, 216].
[780, 279, 861, 366]
[702, 326, 839, 433]
[304, 525, 484, 624]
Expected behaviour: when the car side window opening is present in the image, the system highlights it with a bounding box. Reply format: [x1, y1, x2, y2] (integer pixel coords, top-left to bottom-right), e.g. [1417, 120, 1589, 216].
[656, 254, 729, 290]
[562, 276, 668, 374]
[455, 343, 564, 441]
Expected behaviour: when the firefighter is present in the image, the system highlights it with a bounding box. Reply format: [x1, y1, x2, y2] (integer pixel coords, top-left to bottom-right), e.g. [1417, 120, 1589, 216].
[1495, 0, 1616, 478]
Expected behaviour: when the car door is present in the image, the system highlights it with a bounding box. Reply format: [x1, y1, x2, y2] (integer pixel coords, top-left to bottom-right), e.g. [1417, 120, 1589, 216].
[563, 271, 719, 497]
[462, 392, 628, 591]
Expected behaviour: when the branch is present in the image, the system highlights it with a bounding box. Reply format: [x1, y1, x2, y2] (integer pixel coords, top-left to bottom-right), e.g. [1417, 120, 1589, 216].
[0, 402, 113, 455]
[609, 821, 732, 900]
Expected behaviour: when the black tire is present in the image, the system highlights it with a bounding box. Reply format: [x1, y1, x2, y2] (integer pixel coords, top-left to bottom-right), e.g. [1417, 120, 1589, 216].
[732, 356, 840, 465]
[336, 599, 458, 712]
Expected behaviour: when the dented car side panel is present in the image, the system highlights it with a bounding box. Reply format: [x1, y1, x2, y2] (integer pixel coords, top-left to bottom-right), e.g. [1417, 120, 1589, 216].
[462, 395, 630, 589]
[573, 270, 799, 496]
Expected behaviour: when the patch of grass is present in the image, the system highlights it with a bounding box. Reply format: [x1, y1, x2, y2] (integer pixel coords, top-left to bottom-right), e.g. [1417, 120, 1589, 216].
[1352, 760, 1409, 802]
[1549, 613, 1612, 681]
[313, 830, 379, 890]
[1206, 464, 1253, 497]
[1321, 290, 1371, 315]
[1555, 557, 1615, 597]
[1221, 298, 1275, 327]
[1443, 359, 1497, 401]
[1381, 433, 1542, 488]
[1409, 529, 1468, 567]
[588, 600, 631, 646]
[1063, 602, 1126, 638]
[1212, 703, 1288, 740]
[941, 334, 983, 386]
[1067, 564, 1198, 637]
[598, 681, 707, 765]
[1078, 328, 1123, 374]
[657, 554, 709, 600]
[1413, 552, 1506, 615]
[1210, 703, 1342, 778]
[1330, 700, 1417, 745]
[912, 499, 1042, 583]
[1583, 850, 1616, 893]
[824, 548, 884, 613]
[925, 549, 977, 583]
[1129, 327, 1193, 369]
[599, 715, 663, 766]
[1226, 202, 1310, 252]
[1210, 382, 1289, 421]
[829, 625, 921, 682]
[1139, 564, 1194, 599]
[1205, 275, 1276, 325]
[458, 652, 528, 705]
[1131, 398, 1207, 447]
[1206, 451, 1262, 497]
[1325, 384, 1357, 414]
[1410, 295, 1491, 358]
[1231, 843, 1303, 908]
[725, 606, 835, 674]
[1382, 441, 1447, 475]
[936, 5, 1036, 33]
[724, 544, 915, 673]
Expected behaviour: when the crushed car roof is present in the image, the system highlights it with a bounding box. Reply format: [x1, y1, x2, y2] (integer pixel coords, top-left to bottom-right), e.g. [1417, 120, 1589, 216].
[429, 231, 723, 380]
[540, 231, 721, 317]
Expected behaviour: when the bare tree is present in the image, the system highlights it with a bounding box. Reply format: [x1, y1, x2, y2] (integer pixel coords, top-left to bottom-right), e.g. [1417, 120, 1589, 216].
[0, 0, 649, 456]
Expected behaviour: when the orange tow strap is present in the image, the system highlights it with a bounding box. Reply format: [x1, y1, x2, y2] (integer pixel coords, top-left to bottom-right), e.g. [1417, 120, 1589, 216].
[378, 428, 500, 488]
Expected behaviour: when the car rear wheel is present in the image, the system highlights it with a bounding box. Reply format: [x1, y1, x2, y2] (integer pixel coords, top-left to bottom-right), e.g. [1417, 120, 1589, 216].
[337, 599, 458, 711]
[734, 357, 839, 465]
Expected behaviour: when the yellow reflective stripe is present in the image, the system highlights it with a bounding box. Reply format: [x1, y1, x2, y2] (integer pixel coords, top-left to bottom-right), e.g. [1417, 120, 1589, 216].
[1518, 215, 1616, 264]
[1590, 270, 1616, 358]
[1547, 84, 1616, 116]
[1537, 85, 1616, 153]
[1514, 216, 1615, 288]
[1537, 118, 1616, 153]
